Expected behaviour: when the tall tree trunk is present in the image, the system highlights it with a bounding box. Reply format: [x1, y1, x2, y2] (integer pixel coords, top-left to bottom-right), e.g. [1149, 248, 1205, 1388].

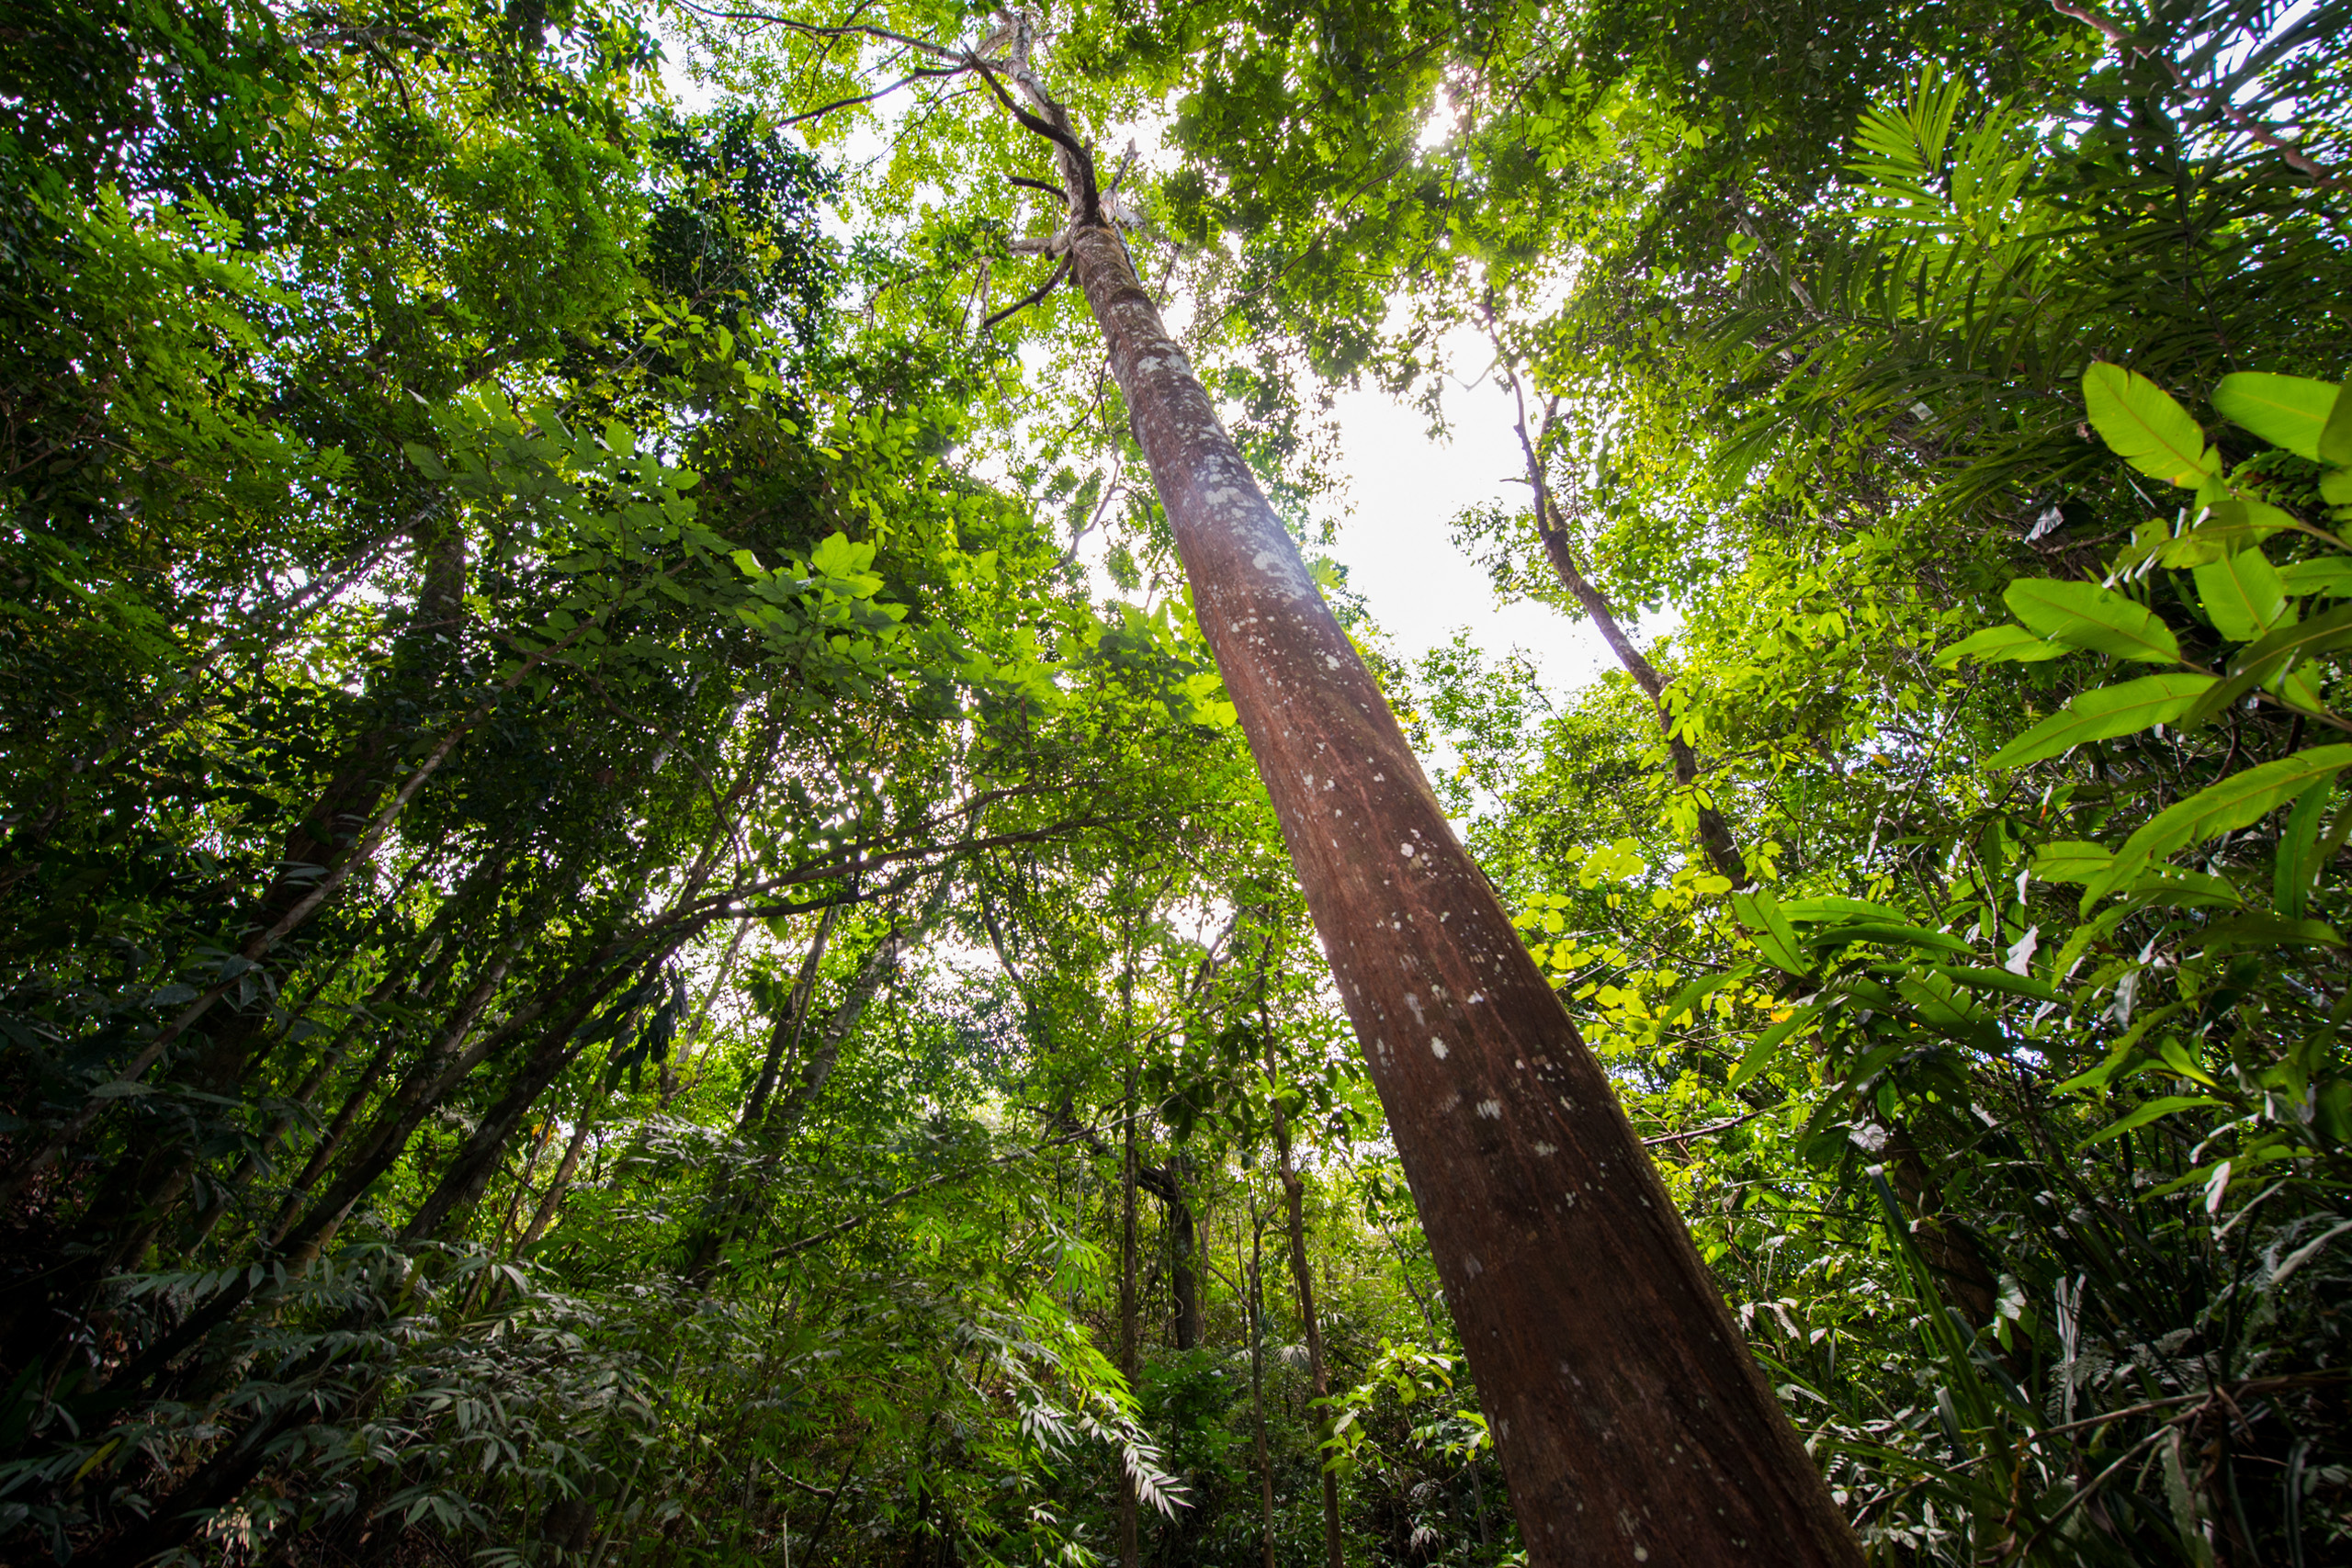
[1245, 1200, 1275, 1568]
[1001, 39, 1860, 1565]
[1269, 1040, 1344, 1568]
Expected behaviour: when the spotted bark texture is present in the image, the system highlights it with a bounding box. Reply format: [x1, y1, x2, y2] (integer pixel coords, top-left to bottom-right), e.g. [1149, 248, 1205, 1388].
[1064, 218, 1861, 1568]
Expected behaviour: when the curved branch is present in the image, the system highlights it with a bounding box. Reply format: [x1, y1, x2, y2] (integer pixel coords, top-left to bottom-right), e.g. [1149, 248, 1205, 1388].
[982, 254, 1073, 331]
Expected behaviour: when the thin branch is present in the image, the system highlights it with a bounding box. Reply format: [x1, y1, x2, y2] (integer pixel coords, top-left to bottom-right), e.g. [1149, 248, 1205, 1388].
[981, 254, 1073, 331]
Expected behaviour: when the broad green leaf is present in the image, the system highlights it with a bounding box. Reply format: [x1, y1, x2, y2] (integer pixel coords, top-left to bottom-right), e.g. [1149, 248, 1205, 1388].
[2085, 746, 2352, 904]
[2003, 579, 2180, 663]
[2324, 384, 2352, 466]
[2278, 558, 2352, 597]
[2228, 600, 2352, 677]
[1932, 624, 2064, 668]
[1895, 974, 1989, 1032]
[2154, 503, 2287, 568]
[2032, 841, 2114, 884]
[2080, 1095, 2228, 1145]
[1779, 897, 1912, 923]
[2275, 780, 2333, 919]
[2212, 373, 2341, 460]
[1732, 890, 1807, 974]
[1654, 965, 1751, 1024]
[1985, 672, 2217, 767]
[1810, 921, 1974, 954]
[2117, 868, 2244, 908]
[2195, 914, 2342, 953]
[1922, 964, 2064, 1003]
[2192, 549, 2289, 640]
[2180, 662, 2273, 727]
[1729, 1005, 1818, 1089]
[2324, 468, 2352, 508]
[2083, 363, 2214, 486]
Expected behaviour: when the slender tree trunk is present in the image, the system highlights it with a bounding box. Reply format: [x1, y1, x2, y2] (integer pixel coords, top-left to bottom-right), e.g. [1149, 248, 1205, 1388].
[1270, 1042, 1344, 1568]
[1510, 393, 2006, 1337]
[1245, 1201, 1274, 1568]
[664, 919, 750, 1102]
[1003, 44, 1861, 1564]
[765, 874, 953, 1137]
[1116, 1022, 1141, 1568]
[1503, 382, 1745, 886]
[1152, 1156, 1202, 1349]
[740, 904, 839, 1131]
[515, 1098, 603, 1253]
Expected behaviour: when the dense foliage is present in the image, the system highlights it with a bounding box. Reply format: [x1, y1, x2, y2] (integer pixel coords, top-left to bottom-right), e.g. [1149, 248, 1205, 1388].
[1, 0, 2346, 1564]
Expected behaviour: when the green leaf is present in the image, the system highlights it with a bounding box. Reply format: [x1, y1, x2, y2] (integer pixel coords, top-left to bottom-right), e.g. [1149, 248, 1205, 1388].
[1985, 672, 2217, 766]
[2324, 384, 2352, 467]
[1922, 964, 2064, 1003]
[2083, 363, 2215, 487]
[2003, 579, 2181, 663]
[1732, 890, 1808, 975]
[2117, 867, 2244, 909]
[2032, 841, 2115, 884]
[1778, 897, 1913, 922]
[2193, 549, 2290, 640]
[2274, 779, 2333, 919]
[2194, 913, 2341, 953]
[2079, 1095, 2226, 1145]
[2154, 503, 2288, 568]
[1932, 625, 2064, 669]
[2278, 558, 2352, 598]
[2084, 746, 2352, 904]
[2212, 373, 2341, 461]
[401, 441, 447, 480]
[1809, 921, 1975, 954]
[2228, 600, 2352, 677]
[1729, 1005, 1818, 1089]
[1654, 965, 1752, 1025]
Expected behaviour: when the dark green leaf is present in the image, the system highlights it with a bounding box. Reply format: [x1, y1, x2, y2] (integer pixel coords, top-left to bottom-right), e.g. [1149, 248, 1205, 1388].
[1986, 672, 2216, 767]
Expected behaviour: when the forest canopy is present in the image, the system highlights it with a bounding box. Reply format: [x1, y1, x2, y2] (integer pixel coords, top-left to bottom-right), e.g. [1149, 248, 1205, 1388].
[1, 0, 2347, 1564]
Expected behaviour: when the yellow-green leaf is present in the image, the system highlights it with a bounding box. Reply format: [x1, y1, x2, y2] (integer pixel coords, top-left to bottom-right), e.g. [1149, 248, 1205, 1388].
[2192, 549, 2289, 640]
[2084, 363, 2214, 487]
[2003, 578, 2180, 663]
[1933, 624, 2065, 668]
[2212, 372, 2341, 461]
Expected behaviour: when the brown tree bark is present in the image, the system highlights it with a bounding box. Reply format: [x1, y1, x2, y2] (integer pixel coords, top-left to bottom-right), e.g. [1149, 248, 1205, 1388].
[996, 45, 1862, 1564]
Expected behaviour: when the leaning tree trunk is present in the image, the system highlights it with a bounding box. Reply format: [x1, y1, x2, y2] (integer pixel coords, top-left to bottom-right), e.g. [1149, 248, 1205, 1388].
[997, 48, 1862, 1566]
